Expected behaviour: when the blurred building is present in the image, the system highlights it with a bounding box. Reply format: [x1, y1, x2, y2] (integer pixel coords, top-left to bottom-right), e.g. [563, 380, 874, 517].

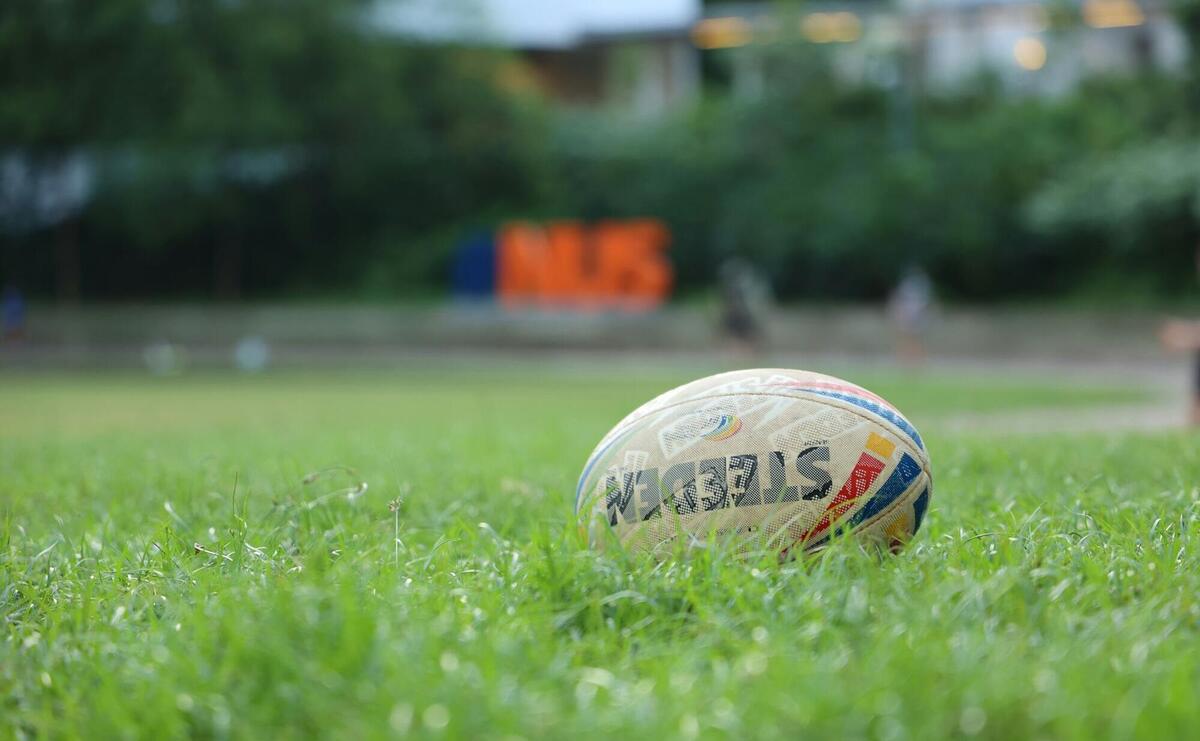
[370, 0, 702, 116]
[699, 0, 1186, 96]
[371, 0, 1184, 112]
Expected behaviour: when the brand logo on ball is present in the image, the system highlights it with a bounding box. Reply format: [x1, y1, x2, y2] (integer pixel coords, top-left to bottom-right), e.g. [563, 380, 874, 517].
[605, 445, 834, 525]
[603, 430, 916, 540]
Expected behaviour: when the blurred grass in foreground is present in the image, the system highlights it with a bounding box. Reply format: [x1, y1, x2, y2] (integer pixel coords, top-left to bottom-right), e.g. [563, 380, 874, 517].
[1, 369, 1196, 738]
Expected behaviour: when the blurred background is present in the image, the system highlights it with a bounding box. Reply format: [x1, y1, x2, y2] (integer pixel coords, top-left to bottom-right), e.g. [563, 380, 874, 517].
[1, 0, 1198, 397]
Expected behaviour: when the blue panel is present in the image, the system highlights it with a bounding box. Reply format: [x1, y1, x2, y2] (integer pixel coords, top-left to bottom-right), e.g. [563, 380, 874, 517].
[800, 389, 924, 451]
[912, 488, 930, 534]
[450, 231, 496, 298]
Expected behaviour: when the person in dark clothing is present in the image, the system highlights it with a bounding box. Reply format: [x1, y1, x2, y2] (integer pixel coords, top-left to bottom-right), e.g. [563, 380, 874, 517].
[1195, 346, 1200, 425]
[718, 258, 770, 356]
[1193, 247, 1200, 426]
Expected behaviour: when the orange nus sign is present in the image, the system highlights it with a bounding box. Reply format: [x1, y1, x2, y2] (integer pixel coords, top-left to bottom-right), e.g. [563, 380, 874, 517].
[496, 219, 672, 309]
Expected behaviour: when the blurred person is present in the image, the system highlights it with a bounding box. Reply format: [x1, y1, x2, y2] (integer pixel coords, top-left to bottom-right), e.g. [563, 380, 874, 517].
[2, 284, 25, 343]
[1159, 245, 1200, 426]
[887, 265, 935, 366]
[718, 258, 771, 356]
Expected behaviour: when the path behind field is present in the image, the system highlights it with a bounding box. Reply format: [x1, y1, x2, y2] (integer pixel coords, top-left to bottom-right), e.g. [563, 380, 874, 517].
[1, 303, 1193, 433]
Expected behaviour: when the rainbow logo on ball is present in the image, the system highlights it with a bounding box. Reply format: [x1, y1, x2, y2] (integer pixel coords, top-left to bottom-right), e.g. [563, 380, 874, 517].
[702, 414, 742, 441]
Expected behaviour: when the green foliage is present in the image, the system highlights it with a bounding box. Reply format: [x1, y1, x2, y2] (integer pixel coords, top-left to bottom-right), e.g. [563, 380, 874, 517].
[554, 70, 1187, 301]
[0, 0, 553, 297]
[1029, 142, 1200, 238]
[1, 1, 1197, 301]
[0, 368, 1195, 737]
[1026, 139, 1200, 291]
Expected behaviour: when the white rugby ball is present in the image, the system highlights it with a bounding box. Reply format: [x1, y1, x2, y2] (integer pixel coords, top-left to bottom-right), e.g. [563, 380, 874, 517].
[575, 369, 932, 558]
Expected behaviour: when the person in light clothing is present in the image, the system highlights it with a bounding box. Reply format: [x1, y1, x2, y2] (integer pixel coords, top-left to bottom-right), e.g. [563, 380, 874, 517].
[888, 265, 935, 366]
[1159, 245, 1200, 426]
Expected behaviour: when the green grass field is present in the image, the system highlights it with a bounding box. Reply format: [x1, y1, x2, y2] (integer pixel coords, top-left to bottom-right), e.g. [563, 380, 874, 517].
[2, 368, 1198, 739]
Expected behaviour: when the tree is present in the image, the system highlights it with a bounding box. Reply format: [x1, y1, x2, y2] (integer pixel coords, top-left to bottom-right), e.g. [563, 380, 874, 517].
[0, 0, 552, 300]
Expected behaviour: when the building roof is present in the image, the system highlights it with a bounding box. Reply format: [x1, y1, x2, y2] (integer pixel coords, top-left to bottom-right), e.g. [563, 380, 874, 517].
[369, 0, 701, 49]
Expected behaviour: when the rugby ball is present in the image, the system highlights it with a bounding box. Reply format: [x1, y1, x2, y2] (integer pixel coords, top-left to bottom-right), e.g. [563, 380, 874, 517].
[575, 369, 931, 558]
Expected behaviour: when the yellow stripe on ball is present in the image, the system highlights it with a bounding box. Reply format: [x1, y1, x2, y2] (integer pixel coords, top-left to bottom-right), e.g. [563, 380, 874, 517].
[866, 432, 896, 459]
